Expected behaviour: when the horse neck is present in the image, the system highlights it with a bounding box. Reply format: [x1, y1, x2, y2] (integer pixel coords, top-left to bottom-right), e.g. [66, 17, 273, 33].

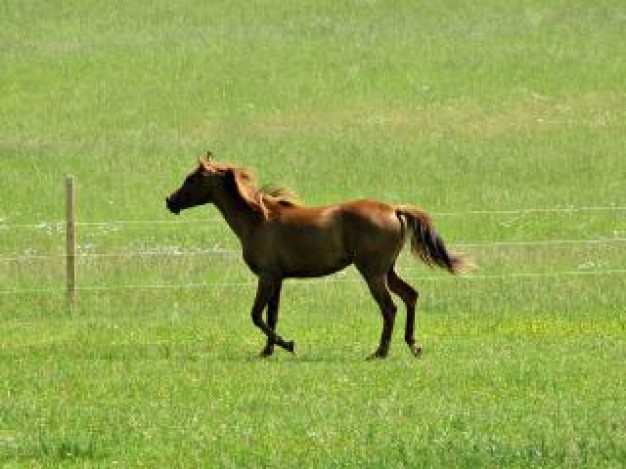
[212, 188, 258, 242]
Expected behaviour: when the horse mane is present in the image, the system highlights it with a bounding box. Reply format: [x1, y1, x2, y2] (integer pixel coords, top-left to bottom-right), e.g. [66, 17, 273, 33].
[259, 184, 301, 207]
[216, 162, 301, 220]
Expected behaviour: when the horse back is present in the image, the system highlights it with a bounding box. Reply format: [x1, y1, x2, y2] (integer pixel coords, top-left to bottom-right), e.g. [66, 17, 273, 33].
[335, 200, 405, 258]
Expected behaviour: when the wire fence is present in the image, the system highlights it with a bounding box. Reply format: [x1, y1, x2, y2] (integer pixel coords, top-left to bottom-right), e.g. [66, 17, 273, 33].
[2, 204, 624, 296]
[2, 204, 624, 230]
[1, 237, 625, 263]
[2, 269, 626, 296]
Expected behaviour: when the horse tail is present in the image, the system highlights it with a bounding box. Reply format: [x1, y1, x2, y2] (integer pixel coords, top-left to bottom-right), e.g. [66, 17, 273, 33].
[396, 206, 472, 275]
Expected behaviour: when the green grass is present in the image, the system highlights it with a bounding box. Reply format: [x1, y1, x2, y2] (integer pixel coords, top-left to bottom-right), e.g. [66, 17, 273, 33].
[1, 0, 625, 467]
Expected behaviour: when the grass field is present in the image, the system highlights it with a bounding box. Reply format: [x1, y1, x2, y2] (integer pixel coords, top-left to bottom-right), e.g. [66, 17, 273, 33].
[1, 1, 625, 467]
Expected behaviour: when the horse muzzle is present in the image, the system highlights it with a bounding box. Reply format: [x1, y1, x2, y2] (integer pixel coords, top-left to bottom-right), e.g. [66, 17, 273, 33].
[165, 197, 181, 215]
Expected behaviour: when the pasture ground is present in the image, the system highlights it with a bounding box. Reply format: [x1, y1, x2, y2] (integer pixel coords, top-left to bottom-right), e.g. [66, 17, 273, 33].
[1, 1, 624, 467]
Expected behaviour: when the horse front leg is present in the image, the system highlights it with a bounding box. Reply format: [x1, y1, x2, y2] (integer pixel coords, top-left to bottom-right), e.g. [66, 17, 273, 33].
[251, 276, 294, 356]
[260, 281, 283, 357]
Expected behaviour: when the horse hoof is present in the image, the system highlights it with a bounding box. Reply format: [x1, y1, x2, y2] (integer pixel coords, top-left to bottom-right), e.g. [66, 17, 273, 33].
[259, 347, 274, 358]
[366, 350, 388, 360]
[284, 341, 296, 354]
[410, 344, 423, 358]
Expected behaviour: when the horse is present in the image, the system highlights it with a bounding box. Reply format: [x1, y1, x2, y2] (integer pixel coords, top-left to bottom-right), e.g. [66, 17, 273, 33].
[165, 152, 470, 359]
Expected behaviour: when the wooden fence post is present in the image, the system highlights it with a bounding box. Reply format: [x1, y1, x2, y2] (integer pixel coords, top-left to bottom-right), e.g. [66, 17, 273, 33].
[65, 175, 76, 309]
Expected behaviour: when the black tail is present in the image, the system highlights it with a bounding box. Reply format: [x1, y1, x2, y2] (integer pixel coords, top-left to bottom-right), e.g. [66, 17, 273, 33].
[397, 206, 471, 275]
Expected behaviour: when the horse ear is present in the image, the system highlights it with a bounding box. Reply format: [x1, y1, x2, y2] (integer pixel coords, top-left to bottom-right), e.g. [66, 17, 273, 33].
[198, 155, 213, 172]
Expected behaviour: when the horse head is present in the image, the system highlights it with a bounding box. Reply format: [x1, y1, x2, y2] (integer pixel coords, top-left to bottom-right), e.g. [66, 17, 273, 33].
[165, 152, 218, 214]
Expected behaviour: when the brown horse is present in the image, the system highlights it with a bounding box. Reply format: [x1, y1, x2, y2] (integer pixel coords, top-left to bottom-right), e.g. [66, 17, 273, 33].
[166, 153, 470, 359]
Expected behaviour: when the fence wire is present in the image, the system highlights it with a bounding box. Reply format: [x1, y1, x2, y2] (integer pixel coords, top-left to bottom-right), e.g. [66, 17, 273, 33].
[1, 268, 625, 296]
[2, 204, 624, 295]
[1, 237, 625, 263]
[1, 204, 624, 230]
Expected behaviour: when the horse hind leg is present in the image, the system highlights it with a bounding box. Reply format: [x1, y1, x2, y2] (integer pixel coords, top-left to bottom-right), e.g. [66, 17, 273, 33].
[387, 269, 422, 357]
[362, 273, 398, 359]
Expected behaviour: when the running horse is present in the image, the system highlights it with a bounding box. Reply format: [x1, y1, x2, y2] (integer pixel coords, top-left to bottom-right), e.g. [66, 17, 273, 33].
[165, 153, 470, 359]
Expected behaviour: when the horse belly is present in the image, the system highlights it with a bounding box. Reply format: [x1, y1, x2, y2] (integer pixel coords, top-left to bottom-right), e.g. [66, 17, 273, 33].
[277, 228, 350, 278]
[282, 255, 351, 278]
